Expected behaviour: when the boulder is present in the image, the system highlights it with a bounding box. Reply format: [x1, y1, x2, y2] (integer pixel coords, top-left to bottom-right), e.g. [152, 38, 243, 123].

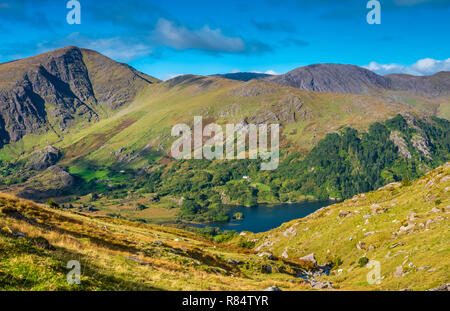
[339, 210, 351, 218]
[394, 266, 404, 277]
[398, 222, 415, 234]
[428, 284, 449, 291]
[310, 280, 333, 289]
[371, 204, 388, 215]
[264, 286, 282, 291]
[34, 237, 56, 251]
[28, 146, 62, 170]
[299, 253, 317, 266]
[258, 252, 276, 260]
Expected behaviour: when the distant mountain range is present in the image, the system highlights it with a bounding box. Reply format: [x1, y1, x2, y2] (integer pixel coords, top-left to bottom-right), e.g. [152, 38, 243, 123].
[216, 64, 450, 97]
[211, 72, 272, 82]
[0, 46, 448, 206]
[0, 46, 448, 156]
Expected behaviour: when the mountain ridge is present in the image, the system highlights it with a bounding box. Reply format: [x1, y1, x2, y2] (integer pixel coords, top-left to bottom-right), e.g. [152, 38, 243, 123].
[0, 46, 160, 147]
[214, 64, 450, 98]
[262, 63, 450, 97]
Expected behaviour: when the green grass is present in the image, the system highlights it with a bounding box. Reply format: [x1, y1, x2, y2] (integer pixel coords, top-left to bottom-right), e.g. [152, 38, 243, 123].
[0, 192, 312, 291]
[233, 162, 450, 290]
[68, 165, 109, 182]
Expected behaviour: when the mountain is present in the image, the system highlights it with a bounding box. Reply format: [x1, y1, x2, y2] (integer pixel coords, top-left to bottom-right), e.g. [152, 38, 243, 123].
[264, 64, 391, 95]
[0, 46, 159, 148]
[0, 47, 448, 224]
[232, 162, 450, 290]
[263, 63, 450, 98]
[387, 71, 450, 97]
[212, 72, 273, 82]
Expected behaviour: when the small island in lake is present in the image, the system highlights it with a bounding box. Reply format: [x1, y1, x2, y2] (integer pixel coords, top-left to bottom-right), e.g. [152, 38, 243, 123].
[232, 212, 244, 220]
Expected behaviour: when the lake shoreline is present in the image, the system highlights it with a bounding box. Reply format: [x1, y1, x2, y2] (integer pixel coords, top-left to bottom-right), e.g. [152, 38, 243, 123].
[186, 200, 333, 233]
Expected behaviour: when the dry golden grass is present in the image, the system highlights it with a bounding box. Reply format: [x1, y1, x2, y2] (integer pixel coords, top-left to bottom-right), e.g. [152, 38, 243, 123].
[0, 192, 310, 291]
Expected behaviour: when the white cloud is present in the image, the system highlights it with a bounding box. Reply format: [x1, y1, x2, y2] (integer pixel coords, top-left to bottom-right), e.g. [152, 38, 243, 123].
[81, 38, 152, 61]
[36, 34, 153, 62]
[250, 69, 278, 75]
[162, 73, 183, 81]
[152, 18, 246, 53]
[364, 58, 450, 76]
[264, 70, 278, 75]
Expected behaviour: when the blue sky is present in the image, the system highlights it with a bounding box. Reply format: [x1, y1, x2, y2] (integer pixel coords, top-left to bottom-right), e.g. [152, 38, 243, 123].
[0, 0, 449, 80]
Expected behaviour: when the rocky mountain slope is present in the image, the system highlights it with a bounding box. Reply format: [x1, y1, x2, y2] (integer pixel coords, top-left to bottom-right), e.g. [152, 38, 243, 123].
[233, 162, 450, 290]
[261, 63, 450, 97]
[0, 46, 159, 148]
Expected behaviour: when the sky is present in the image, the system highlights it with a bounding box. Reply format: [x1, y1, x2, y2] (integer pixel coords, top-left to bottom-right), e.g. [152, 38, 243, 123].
[0, 0, 449, 80]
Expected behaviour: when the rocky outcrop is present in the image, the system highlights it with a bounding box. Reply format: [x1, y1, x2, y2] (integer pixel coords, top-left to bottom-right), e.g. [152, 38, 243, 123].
[299, 253, 317, 266]
[27, 146, 62, 170]
[389, 131, 412, 159]
[229, 80, 279, 97]
[17, 165, 76, 200]
[428, 283, 450, 291]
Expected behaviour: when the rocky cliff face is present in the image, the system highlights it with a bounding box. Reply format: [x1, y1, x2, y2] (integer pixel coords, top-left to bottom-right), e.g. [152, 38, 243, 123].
[0, 46, 159, 148]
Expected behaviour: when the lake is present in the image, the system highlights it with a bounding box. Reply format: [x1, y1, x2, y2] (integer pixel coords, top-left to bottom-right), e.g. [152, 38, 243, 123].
[193, 201, 332, 233]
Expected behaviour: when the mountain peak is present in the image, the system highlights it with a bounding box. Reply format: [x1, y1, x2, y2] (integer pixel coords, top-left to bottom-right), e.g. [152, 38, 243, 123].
[261, 63, 449, 97]
[263, 63, 390, 94]
[0, 47, 159, 147]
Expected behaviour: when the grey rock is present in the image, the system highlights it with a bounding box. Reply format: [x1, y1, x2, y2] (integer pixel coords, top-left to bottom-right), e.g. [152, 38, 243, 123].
[258, 252, 276, 260]
[28, 146, 61, 170]
[339, 210, 351, 218]
[394, 266, 404, 277]
[299, 253, 317, 266]
[264, 286, 282, 291]
[428, 284, 449, 291]
[309, 280, 333, 289]
[261, 265, 272, 274]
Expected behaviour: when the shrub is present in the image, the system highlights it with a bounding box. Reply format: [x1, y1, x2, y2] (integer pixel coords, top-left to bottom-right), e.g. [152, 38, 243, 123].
[46, 198, 59, 209]
[358, 256, 369, 267]
[237, 239, 255, 249]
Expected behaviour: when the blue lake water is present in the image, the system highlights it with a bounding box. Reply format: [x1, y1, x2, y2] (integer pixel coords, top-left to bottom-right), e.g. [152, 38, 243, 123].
[193, 201, 332, 233]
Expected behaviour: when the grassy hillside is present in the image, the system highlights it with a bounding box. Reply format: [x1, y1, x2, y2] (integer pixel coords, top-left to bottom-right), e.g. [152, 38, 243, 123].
[0, 192, 313, 291]
[1, 163, 448, 291]
[231, 162, 449, 290]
